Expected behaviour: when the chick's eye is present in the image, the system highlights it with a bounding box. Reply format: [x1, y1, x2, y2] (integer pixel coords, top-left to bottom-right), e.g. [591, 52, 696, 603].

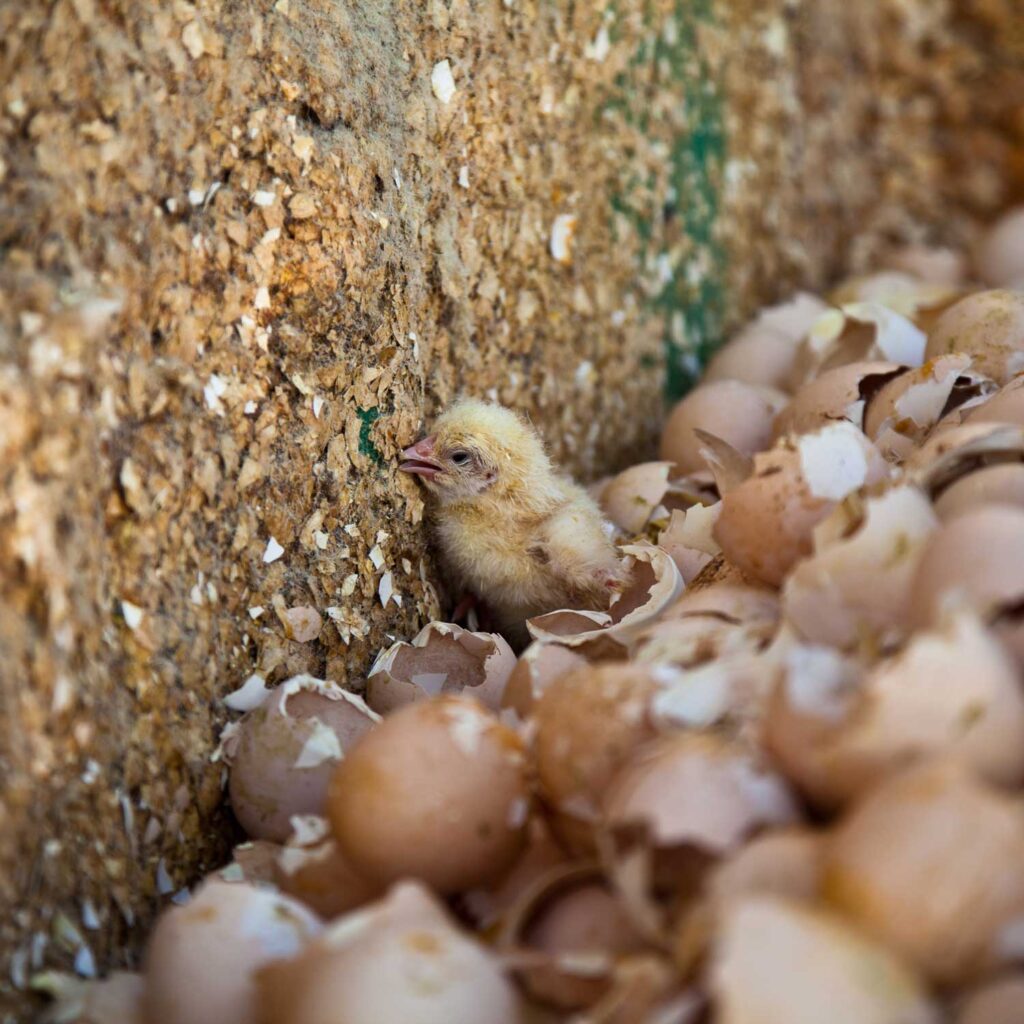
[451, 450, 471, 466]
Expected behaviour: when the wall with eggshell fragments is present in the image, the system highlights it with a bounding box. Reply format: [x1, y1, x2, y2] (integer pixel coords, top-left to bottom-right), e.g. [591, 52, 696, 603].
[0, 0, 1021, 1010]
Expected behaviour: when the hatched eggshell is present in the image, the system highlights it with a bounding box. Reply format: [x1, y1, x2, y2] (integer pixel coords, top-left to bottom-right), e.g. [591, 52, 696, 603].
[258, 881, 520, 1024]
[823, 759, 1024, 985]
[501, 642, 587, 718]
[603, 734, 797, 854]
[767, 612, 1024, 808]
[226, 676, 380, 842]
[365, 621, 515, 714]
[774, 361, 903, 438]
[711, 896, 938, 1024]
[532, 663, 658, 852]
[956, 974, 1024, 1024]
[974, 206, 1024, 288]
[886, 245, 967, 286]
[659, 381, 785, 474]
[143, 880, 321, 1024]
[782, 484, 937, 649]
[925, 289, 1024, 385]
[599, 461, 674, 535]
[934, 463, 1024, 520]
[908, 505, 1024, 630]
[327, 696, 529, 892]
[655, 508, 715, 583]
[964, 373, 1024, 427]
[905, 422, 1024, 497]
[632, 615, 768, 673]
[831, 273, 964, 334]
[210, 840, 283, 886]
[704, 292, 829, 391]
[669, 579, 780, 626]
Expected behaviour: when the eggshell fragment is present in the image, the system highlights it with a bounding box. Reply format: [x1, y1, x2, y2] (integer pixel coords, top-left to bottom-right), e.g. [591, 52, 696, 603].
[327, 696, 529, 892]
[782, 484, 937, 649]
[603, 734, 798, 854]
[973, 206, 1024, 287]
[532, 664, 658, 852]
[956, 974, 1024, 1024]
[655, 508, 715, 583]
[767, 611, 1024, 808]
[258, 881, 520, 1024]
[934, 463, 1024, 519]
[659, 381, 785, 474]
[711, 896, 939, 1024]
[925, 289, 1024, 385]
[599, 461, 674, 535]
[501, 641, 587, 717]
[142, 880, 321, 1024]
[963, 373, 1024, 428]
[366, 621, 515, 714]
[713, 427, 888, 586]
[704, 292, 829, 391]
[226, 676, 380, 842]
[823, 759, 1024, 984]
[886, 245, 967, 286]
[905, 421, 1024, 496]
[774, 360, 903, 438]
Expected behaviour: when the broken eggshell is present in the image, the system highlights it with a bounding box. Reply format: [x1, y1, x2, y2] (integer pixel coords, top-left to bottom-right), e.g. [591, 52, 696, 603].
[885, 245, 967, 287]
[257, 881, 521, 1024]
[823, 759, 1024, 985]
[766, 611, 1024, 809]
[365, 621, 515, 714]
[781, 484, 938, 650]
[327, 695, 530, 893]
[956, 974, 1024, 1024]
[598, 461, 675, 536]
[142, 880, 321, 1024]
[933, 463, 1024, 520]
[655, 506, 718, 583]
[500, 641, 587, 718]
[225, 676, 381, 842]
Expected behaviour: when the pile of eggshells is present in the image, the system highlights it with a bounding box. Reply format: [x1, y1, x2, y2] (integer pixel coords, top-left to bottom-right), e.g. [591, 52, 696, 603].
[43, 208, 1024, 1024]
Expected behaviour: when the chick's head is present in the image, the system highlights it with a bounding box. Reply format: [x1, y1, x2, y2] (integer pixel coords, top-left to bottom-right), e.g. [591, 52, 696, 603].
[400, 399, 550, 506]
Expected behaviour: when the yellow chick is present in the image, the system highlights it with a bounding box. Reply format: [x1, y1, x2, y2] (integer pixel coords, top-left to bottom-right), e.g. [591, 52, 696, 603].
[400, 399, 624, 646]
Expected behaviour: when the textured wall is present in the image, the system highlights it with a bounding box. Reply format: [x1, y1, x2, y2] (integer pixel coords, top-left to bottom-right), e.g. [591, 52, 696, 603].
[0, 0, 1020, 1015]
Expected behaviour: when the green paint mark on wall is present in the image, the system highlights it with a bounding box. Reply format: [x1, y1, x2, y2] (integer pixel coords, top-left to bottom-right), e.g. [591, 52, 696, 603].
[602, 0, 728, 402]
[357, 406, 383, 465]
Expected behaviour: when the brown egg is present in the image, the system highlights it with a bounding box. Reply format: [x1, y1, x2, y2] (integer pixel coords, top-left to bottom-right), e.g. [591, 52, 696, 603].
[934, 463, 1024, 520]
[956, 974, 1024, 1024]
[143, 880, 321, 1024]
[925, 289, 1024, 385]
[501, 641, 587, 718]
[767, 612, 1024, 808]
[258, 881, 520, 1024]
[824, 760, 1024, 985]
[774, 361, 903, 438]
[327, 696, 529, 893]
[365, 621, 515, 714]
[974, 206, 1024, 287]
[908, 505, 1024, 630]
[713, 427, 889, 586]
[226, 676, 380, 841]
[704, 293, 829, 391]
[532, 663, 658, 852]
[603, 734, 798, 855]
[659, 381, 785, 475]
[711, 897, 937, 1024]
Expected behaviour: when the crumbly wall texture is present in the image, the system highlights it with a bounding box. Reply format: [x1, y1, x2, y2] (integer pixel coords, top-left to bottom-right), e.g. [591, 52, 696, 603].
[0, 0, 1020, 1014]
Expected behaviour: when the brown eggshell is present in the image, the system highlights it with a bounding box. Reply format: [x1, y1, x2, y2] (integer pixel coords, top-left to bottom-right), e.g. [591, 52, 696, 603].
[956, 974, 1024, 1024]
[774, 361, 903, 439]
[963, 373, 1024, 427]
[974, 206, 1024, 287]
[908, 505, 1024, 630]
[886, 245, 967, 286]
[532, 663, 658, 853]
[327, 696, 529, 893]
[713, 427, 889, 586]
[823, 759, 1024, 985]
[257, 881, 520, 1024]
[143, 880, 321, 1024]
[711, 896, 938, 1024]
[365, 621, 515, 714]
[603, 734, 798, 855]
[655, 508, 716, 583]
[905, 422, 1024, 497]
[226, 676, 380, 842]
[925, 289, 1024, 385]
[767, 612, 1024, 809]
[210, 840, 283, 887]
[659, 381, 785, 475]
[933, 463, 1024, 520]
[501, 642, 587, 718]
[599, 461, 674, 535]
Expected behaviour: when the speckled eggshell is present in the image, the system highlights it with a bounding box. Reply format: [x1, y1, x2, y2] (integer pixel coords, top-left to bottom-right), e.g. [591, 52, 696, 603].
[925, 289, 1024, 385]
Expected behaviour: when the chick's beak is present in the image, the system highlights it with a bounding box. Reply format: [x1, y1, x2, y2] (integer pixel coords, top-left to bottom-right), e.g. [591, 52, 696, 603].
[399, 435, 442, 479]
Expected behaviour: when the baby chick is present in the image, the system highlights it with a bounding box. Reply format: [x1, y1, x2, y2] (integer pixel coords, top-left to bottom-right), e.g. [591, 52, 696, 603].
[400, 399, 624, 646]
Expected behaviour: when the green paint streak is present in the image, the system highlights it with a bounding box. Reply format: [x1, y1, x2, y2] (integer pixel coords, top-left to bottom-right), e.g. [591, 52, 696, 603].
[601, 0, 727, 401]
[357, 407, 383, 465]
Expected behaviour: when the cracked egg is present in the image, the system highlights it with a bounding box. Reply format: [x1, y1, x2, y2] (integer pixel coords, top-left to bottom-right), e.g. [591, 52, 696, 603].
[925, 289, 1024, 385]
